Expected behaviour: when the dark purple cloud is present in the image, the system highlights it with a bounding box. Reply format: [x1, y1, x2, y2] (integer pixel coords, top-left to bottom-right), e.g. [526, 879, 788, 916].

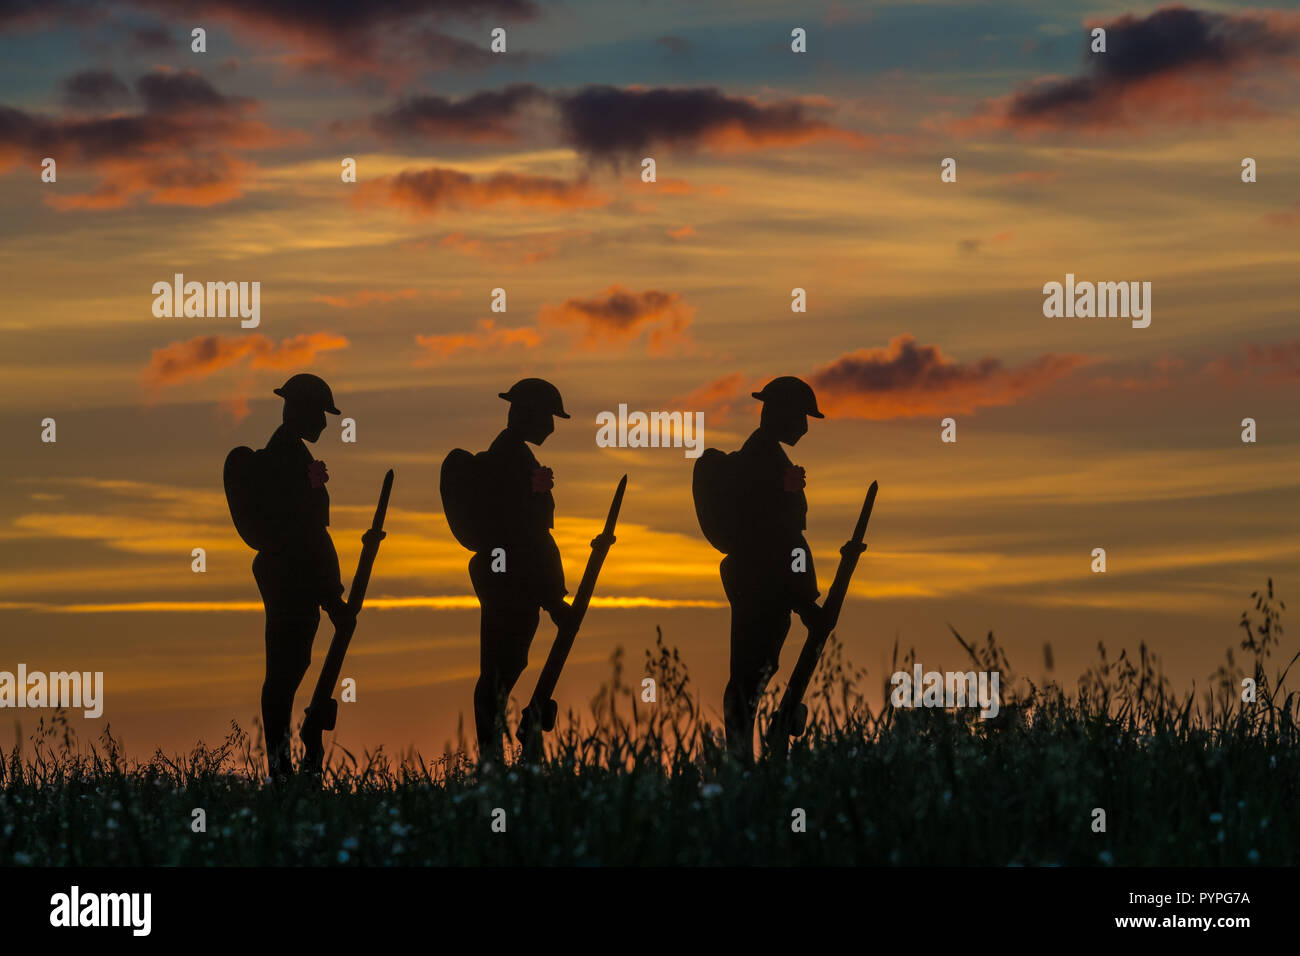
[371, 84, 546, 142]
[131, 0, 541, 80]
[0, 69, 280, 208]
[136, 69, 243, 113]
[61, 70, 132, 111]
[992, 6, 1300, 130]
[554, 86, 863, 162]
[811, 335, 1088, 419]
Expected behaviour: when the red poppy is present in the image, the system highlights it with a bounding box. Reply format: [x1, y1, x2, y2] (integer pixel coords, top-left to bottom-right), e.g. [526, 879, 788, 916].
[531, 465, 554, 493]
[783, 465, 806, 492]
[308, 459, 329, 489]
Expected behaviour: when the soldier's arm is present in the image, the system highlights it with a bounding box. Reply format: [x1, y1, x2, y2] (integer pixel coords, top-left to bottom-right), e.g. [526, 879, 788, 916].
[792, 534, 820, 608]
[536, 532, 568, 612]
[314, 529, 346, 608]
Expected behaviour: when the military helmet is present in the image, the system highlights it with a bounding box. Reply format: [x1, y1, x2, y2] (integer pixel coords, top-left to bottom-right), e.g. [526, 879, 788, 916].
[752, 376, 824, 418]
[273, 373, 340, 414]
[498, 378, 570, 419]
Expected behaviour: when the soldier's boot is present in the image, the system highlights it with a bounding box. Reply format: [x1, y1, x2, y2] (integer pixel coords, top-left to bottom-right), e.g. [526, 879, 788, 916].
[473, 677, 507, 766]
[722, 679, 757, 766]
[262, 684, 295, 780]
[267, 736, 294, 780]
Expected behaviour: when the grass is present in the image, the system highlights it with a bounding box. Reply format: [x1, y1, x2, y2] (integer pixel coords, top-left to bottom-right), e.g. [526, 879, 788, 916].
[0, 579, 1295, 865]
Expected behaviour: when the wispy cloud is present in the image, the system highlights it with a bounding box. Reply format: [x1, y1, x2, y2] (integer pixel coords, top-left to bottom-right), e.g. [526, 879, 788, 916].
[353, 165, 608, 218]
[142, 332, 349, 388]
[539, 285, 695, 355]
[415, 318, 542, 361]
[1207, 340, 1300, 385]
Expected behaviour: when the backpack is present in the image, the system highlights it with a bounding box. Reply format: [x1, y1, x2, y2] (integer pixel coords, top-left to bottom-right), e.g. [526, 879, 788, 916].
[693, 448, 741, 554]
[440, 448, 493, 552]
[224, 445, 274, 552]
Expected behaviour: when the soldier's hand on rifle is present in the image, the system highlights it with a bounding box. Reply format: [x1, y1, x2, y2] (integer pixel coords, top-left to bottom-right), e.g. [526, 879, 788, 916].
[546, 599, 574, 630]
[323, 594, 355, 629]
[796, 601, 824, 632]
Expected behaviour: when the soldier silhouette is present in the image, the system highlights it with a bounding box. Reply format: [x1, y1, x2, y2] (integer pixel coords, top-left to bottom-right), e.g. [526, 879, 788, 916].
[224, 373, 354, 777]
[441, 379, 574, 762]
[694, 376, 825, 763]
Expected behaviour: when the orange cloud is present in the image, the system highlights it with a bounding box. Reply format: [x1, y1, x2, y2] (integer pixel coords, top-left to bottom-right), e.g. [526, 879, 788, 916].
[674, 372, 747, 407]
[415, 319, 542, 362]
[1263, 201, 1300, 228]
[667, 225, 696, 241]
[1206, 340, 1300, 385]
[811, 335, 1088, 419]
[353, 166, 608, 218]
[142, 332, 349, 388]
[539, 285, 694, 355]
[670, 372, 751, 422]
[700, 121, 870, 151]
[415, 287, 696, 361]
[646, 178, 727, 197]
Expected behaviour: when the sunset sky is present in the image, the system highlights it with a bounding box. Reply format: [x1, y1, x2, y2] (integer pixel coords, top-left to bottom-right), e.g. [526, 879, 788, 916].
[1, 0, 1297, 762]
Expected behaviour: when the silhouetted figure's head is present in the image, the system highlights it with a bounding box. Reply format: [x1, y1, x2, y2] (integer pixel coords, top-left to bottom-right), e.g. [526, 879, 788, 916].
[500, 378, 569, 446]
[753, 376, 823, 446]
[274, 373, 340, 443]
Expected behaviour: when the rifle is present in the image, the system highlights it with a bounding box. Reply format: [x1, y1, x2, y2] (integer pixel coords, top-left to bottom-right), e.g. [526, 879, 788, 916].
[300, 468, 394, 774]
[765, 480, 877, 754]
[517, 474, 627, 752]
